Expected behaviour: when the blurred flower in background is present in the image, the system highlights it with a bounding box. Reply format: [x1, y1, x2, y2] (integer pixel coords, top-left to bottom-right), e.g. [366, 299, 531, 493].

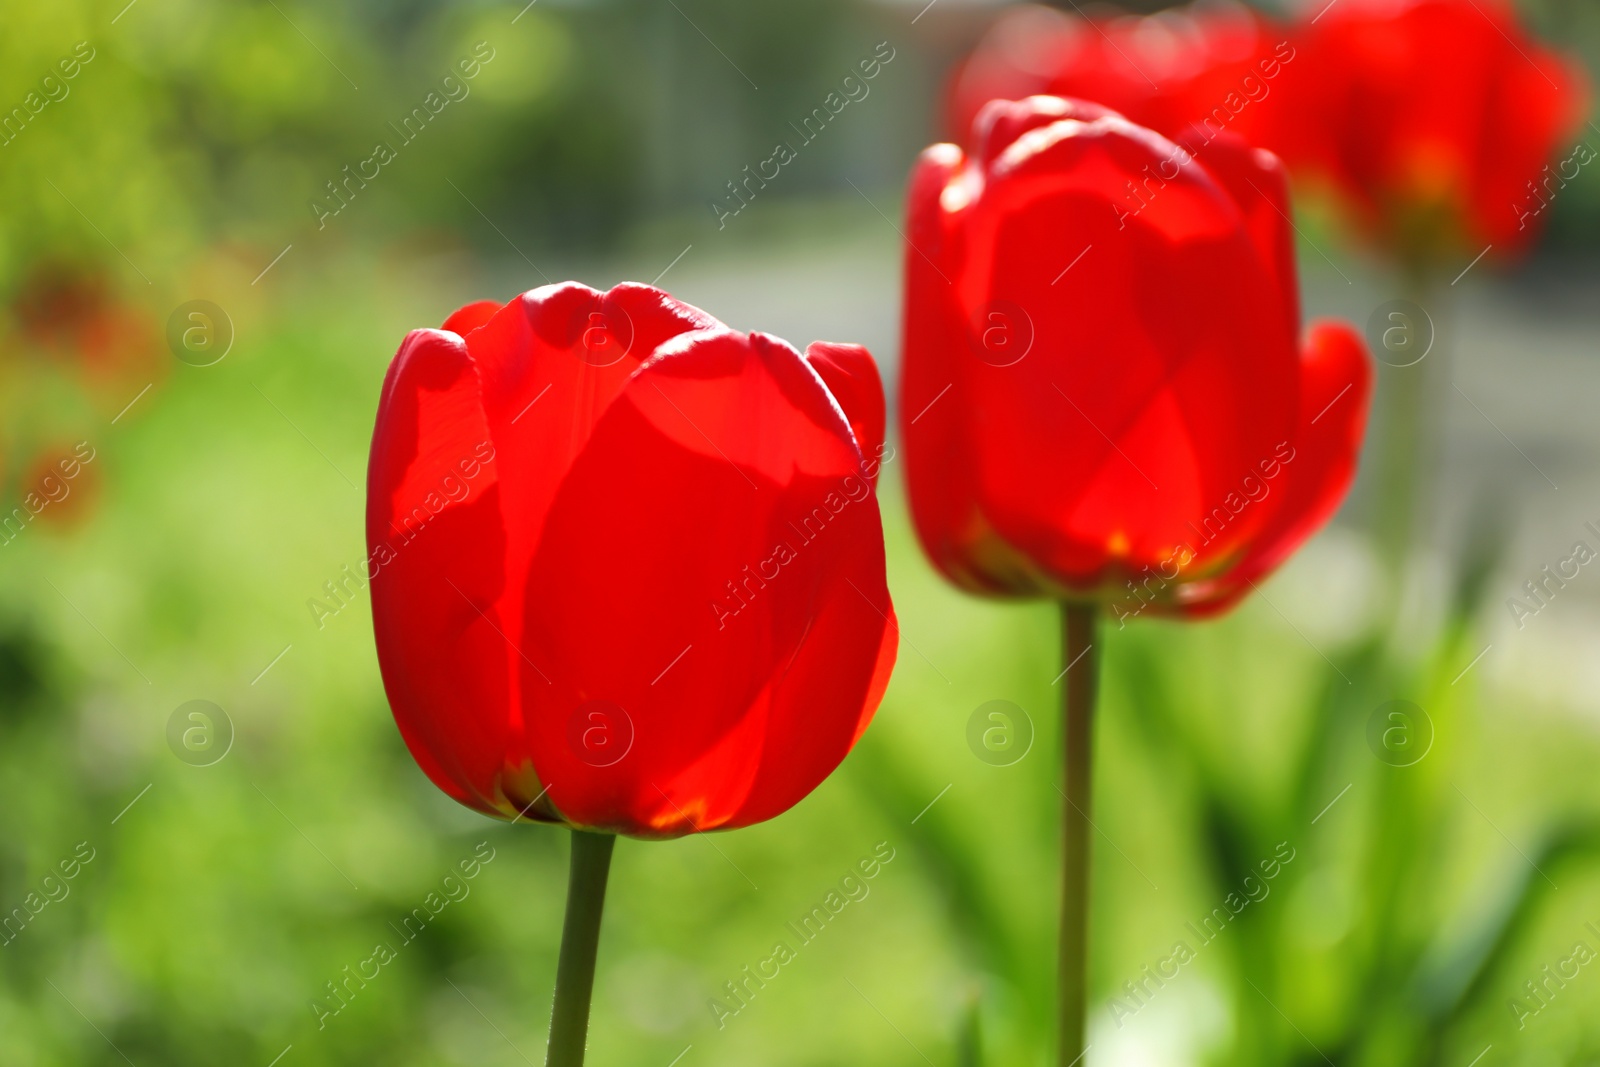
[945, 0, 1590, 268]
[945, 0, 1287, 151]
[1281, 0, 1588, 269]
[8, 261, 160, 387]
[0, 262, 152, 536]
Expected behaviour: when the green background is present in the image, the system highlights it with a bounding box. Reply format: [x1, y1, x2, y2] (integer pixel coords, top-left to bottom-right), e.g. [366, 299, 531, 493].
[4, 1, 1600, 1064]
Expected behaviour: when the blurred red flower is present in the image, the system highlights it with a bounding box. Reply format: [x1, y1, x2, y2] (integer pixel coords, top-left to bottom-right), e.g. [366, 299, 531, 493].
[901, 97, 1373, 620]
[947, 0, 1587, 266]
[1280, 0, 1588, 264]
[946, 2, 1290, 154]
[20, 442, 101, 532]
[366, 282, 896, 837]
[9, 260, 160, 386]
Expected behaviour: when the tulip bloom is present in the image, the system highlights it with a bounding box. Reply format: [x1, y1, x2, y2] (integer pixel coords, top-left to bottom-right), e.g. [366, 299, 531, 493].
[367, 282, 896, 838]
[946, 2, 1290, 156]
[1281, 0, 1587, 264]
[901, 96, 1372, 1065]
[948, 0, 1586, 267]
[905, 96, 1372, 622]
[366, 282, 896, 1064]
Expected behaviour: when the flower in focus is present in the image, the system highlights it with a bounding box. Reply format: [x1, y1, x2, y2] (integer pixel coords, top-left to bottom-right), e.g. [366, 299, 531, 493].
[902, 96, 1373, 621]
[1282, 0, 1588, 264]
[366, 282, 897, 837]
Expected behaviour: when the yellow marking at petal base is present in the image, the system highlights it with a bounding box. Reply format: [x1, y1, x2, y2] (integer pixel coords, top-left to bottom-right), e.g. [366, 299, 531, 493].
[499, 762, 560, 822]
[648, 792, 710, 834]
[1107, 530, 1130, 558]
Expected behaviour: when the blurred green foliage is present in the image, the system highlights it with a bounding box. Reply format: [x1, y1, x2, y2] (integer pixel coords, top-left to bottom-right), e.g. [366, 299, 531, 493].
[3, 0, 1600, 1064]
[0, 0, 936, 277]
[3, 239, 1600, 1064]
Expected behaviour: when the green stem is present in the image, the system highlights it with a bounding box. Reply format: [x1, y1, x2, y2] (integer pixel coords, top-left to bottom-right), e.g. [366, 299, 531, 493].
[958, 981, 983, 1067]
[1058, 603, 1099, 1066]
[1372, 352, 1428, 571]
[1371, 273, 1442, 585]
[546, 830, 616, 1067]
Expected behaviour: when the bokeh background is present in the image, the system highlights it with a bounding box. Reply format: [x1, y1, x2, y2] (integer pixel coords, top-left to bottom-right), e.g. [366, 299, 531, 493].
[4, 0, 1600, 1064]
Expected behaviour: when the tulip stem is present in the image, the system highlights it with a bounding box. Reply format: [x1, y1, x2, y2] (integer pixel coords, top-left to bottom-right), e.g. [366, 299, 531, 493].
[1372, 271, 1441, 583]
[546, 829, 616, 1067]
[1058, 602, 1099, 1066]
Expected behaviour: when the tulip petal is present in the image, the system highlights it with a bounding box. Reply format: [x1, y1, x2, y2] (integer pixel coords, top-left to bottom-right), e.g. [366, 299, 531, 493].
[441, 299, 504, 337]
[973, 94, 1122, 169]
[903, 142, 1047, 595]
[956, 107, 1298, 586]
[1178, 320, 1373, 613]
[514, 329, 894, 836]
[1474, 24, 1588, 248]
[804, 341, 887, 482]
[464, 283, 720, 754]
[1183, 131, 1300, 340]
[366, 328, 514, 817]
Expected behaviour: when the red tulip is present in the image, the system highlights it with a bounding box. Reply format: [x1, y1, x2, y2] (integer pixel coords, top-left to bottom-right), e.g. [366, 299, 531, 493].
[946, 2, 1290, 154]
[1281, 0, 1588, 262]
[902, 96, 1373, 621]
[367, 282, 896, 838]
[949, 1, 1587, 266]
